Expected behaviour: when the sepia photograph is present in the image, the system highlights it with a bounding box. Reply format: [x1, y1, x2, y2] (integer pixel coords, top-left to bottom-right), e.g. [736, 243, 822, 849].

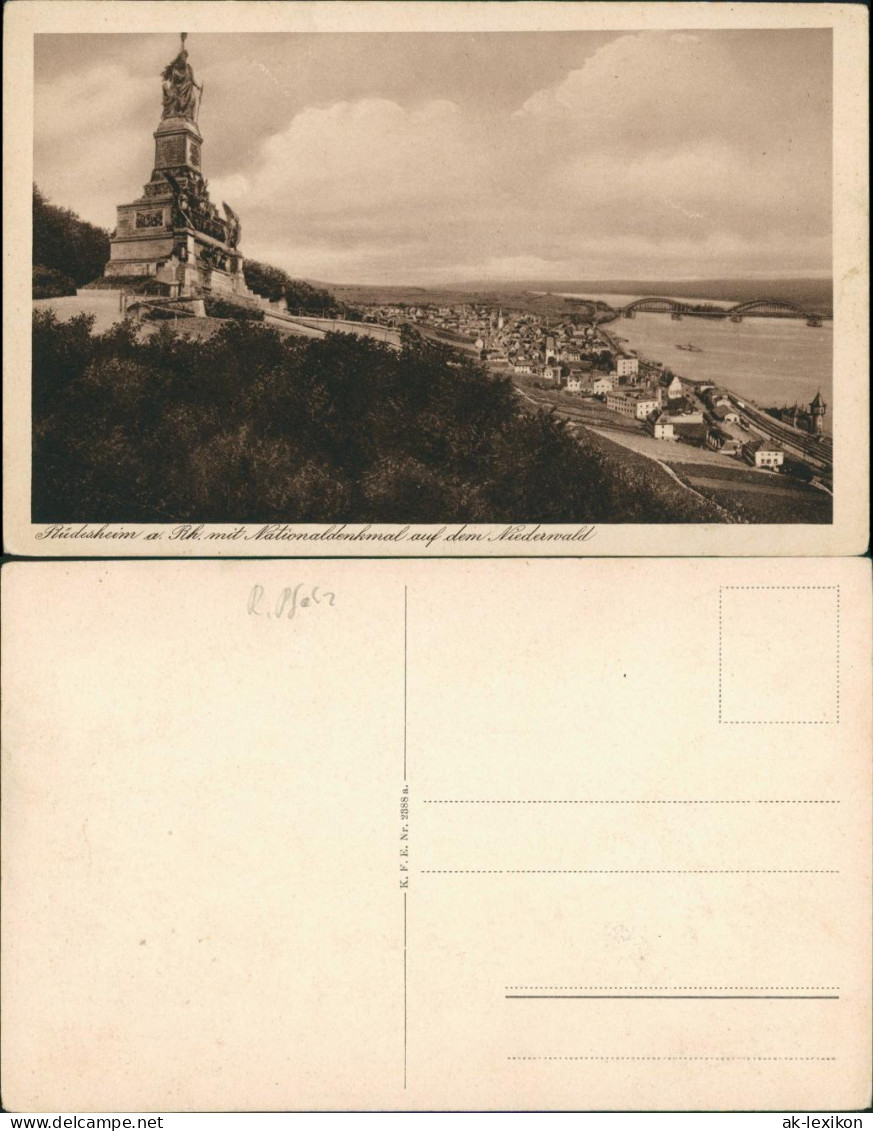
[4, 1, 868, 555]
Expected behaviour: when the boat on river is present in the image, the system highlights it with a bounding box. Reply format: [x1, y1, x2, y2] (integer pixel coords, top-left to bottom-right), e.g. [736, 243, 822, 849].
[676, 342, 703, 353]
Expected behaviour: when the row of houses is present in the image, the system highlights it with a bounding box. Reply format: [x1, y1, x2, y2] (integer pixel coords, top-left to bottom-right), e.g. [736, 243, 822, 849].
[391, 303, 633, 384]
[610, 379, 786, 468]
[600, 389, 709, 442]
[673, 386, 786, 467]
[516, 352, 642, 388]
[566, 372, 613, 395]
[652, 406, 784, 467]
[606, 388, 662, 420]
[702, 429, 785, 467]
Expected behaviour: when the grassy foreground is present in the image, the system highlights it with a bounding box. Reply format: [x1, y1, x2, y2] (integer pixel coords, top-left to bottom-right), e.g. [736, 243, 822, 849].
[665, 461, 832, 524]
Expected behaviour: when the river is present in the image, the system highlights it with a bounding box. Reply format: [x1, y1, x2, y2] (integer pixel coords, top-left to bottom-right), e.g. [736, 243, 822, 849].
[555, 292, 833, 434]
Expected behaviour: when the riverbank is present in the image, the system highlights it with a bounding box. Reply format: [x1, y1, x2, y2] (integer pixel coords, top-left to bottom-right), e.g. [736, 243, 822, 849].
[602, 310, 832, 433]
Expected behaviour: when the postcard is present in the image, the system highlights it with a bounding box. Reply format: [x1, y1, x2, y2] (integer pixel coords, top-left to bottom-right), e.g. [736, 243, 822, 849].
[2, 1, 869, 557]
[2, 557, 870, 1111]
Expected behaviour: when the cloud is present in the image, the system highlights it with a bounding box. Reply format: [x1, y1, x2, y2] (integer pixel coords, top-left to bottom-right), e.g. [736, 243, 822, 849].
[513, 31, 807, 153]
[34, 63, 156, 228]
[244, 97, 487, 212]
[33, 31, 832, 284]
[209, 95, 508, 277]
[36, 63, 153, 143]
[515, 34, 739, 142]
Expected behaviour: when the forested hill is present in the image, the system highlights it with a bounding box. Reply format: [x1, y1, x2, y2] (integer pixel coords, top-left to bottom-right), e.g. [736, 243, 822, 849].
[33, 185, 110, 298]
[242, 260, 345, 315]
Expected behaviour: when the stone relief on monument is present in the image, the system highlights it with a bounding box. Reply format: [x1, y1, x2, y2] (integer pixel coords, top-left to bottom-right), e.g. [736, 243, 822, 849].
[134, 209, 164, 229]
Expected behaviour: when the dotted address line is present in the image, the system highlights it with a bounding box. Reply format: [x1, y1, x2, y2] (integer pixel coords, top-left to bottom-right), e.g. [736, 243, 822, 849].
[509, 1056, 836, 1062]
[505, 986, 840, 991]
[421, 869, 839, 875]
[422, 799, 840, 804]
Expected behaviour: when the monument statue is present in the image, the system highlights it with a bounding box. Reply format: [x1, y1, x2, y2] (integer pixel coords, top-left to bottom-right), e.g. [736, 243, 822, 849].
[161, 33, 202, 121]
[105, 32, 255, 301]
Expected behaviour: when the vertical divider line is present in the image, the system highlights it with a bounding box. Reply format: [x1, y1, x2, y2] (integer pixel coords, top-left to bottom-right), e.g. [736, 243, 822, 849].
[403, 584, 408, 1090]
[836, 585, 840, 724]
[718, 587, 723, 724]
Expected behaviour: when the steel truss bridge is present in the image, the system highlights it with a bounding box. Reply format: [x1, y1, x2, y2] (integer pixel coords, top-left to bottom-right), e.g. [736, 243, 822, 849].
[620, 296, 828, 325]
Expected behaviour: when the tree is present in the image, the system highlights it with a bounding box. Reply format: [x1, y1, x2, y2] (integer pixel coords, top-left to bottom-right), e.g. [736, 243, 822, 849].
[243, 259, 344, 315]
[32, 315, 727, 525]
[33, 264, 76, 299]
[594, 349, 614, 372]
[33, 185, 110, 288]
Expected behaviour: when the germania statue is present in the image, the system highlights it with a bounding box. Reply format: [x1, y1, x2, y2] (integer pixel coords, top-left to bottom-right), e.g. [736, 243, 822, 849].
[161, 33, 203, 121]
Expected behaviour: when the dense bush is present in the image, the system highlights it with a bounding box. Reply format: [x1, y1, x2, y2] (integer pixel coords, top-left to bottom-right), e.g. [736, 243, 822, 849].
[33, 264, 77, 299]
[32, 311, 726, 524]
[33, 185, 110, 287]
[203, 296, 265, 321]
[782, 456, 815, 483]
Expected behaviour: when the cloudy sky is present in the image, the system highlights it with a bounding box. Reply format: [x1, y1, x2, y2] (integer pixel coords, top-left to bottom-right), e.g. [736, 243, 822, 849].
[34, 30, 832, 285]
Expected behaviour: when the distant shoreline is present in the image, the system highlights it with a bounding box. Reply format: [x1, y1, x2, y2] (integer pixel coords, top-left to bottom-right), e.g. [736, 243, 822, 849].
[324, 276, 833, 313]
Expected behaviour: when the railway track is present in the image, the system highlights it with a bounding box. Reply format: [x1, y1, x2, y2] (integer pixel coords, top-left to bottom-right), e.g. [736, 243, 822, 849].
[731, 399, 832, 467]
[514, 388, 641, 433]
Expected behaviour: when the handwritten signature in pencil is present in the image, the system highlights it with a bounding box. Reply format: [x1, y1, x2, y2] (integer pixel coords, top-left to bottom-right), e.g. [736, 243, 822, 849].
[247, 584, 336, 621]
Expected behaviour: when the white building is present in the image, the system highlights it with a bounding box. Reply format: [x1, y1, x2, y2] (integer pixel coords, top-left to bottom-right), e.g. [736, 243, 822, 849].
[647, 413, 675, 440]
[592, 375, 614, 395]
[648, 409, 705, 440]
[565, 373, 585, 393]
[743, 440, 784, 469]
[616, 355, 639, 379]
[606, 391, 660, 420]
[660, 373, 684, 400]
